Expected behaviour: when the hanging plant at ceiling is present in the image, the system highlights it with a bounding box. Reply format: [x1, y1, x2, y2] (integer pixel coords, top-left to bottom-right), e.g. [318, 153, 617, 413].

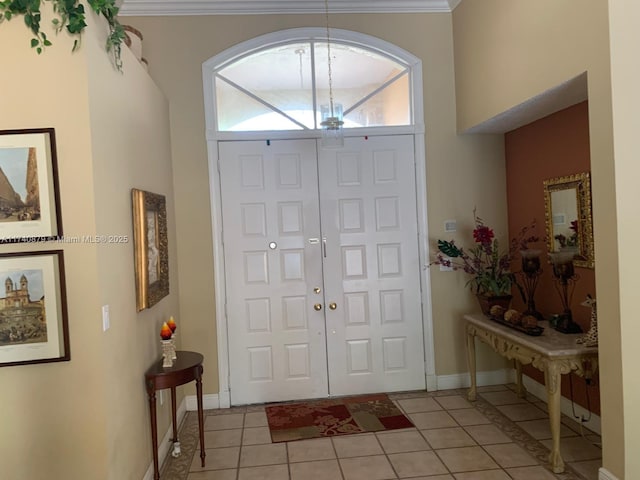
[0, 0, 125, 70]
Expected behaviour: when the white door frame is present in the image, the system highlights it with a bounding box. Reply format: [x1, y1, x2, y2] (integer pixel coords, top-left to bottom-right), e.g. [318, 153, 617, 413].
[203, 28, 436, 407]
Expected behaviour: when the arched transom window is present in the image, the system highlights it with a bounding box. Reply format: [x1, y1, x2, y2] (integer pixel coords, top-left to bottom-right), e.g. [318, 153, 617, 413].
[212, 32, 414, 132]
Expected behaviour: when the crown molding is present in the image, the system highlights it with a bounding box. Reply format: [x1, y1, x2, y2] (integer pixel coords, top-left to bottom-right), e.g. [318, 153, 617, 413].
[119, 0, 460, 16]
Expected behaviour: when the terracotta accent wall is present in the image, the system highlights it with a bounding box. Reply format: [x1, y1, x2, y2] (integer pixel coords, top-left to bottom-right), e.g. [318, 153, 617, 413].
[506, 101, 599, 415]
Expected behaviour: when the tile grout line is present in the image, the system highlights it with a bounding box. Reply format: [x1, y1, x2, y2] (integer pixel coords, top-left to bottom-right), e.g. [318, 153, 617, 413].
[330, 434, 347, 480]
[235, 413, 244, 480]
[398, 396, 455, 478]
[372, 425, 400, 479]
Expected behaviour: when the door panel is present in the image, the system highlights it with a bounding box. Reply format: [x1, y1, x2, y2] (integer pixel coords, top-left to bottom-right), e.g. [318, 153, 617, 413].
[318, 135, 425, 396]
[219, 139, 328, 405]
[219, 136, 425, 405]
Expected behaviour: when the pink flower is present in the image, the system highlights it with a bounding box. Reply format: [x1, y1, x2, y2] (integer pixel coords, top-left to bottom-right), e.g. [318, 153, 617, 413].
[473, 225, 494, 245]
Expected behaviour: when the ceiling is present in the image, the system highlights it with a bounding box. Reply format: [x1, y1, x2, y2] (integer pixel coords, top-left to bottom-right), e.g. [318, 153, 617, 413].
[118, 0, 461, 16]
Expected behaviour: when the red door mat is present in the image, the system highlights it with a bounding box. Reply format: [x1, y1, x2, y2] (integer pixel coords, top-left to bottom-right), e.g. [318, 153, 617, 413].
[265, 393, 413, 442]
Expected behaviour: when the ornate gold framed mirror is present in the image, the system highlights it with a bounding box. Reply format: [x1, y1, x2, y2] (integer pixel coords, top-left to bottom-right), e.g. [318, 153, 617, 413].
[543, 172, 594, 268]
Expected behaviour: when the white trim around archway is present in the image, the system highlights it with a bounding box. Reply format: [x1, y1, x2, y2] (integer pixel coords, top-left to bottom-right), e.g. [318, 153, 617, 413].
[203, 27, 436, 407]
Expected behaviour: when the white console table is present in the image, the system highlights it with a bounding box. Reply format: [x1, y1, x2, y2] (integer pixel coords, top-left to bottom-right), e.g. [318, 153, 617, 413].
[464, 314, 598, 473]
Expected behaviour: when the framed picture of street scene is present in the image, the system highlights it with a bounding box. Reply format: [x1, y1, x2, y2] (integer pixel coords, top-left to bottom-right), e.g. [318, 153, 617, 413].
[0, 128, 62, 242]
[0, 250, 69, 367]
[132, 189, 169, 312]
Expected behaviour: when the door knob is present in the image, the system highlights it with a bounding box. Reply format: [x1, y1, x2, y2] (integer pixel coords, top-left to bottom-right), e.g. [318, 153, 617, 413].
[314, 287, 321, 294]
[329, 302, 337, 310]
[314, 303, 322, 311]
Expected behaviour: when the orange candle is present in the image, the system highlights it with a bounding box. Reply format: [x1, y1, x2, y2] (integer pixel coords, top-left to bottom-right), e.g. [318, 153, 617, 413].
[167, 316, 177, 333]
[160, 322, 172, 340]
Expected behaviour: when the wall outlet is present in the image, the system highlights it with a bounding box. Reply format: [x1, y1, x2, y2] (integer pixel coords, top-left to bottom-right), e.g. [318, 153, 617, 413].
[101, 305, 110, 331]
[439, 256, 454, 272]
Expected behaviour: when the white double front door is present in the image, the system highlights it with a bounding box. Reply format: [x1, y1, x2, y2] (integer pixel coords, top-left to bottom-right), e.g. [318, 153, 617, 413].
[219, 135, 425, 405]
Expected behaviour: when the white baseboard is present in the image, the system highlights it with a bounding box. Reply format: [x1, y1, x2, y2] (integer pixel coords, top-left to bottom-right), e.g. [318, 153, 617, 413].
[142, 397, 188, 480]
[435, 368, 515, 391]
[522, 375, 601, 435]
[599, 467, 620, 480]
[186, 393, 219, 411]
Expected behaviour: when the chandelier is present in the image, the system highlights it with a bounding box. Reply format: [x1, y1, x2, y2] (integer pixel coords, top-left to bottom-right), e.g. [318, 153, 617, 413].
[319, 0, 344, 148]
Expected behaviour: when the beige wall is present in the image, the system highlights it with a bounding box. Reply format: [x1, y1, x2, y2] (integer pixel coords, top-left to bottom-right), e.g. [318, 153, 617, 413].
[0, 9, 178, 480]
[85, 14, 181, 479]
[608, 2, 640, 477]
[453, 0, 610, 134]
[127, 11, 511, 396]
[0, 15, 108, 480]
[453, 0, 621, 476]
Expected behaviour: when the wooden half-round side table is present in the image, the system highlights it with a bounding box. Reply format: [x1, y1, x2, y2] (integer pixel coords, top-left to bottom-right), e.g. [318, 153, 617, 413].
[145, 351, 206, 480]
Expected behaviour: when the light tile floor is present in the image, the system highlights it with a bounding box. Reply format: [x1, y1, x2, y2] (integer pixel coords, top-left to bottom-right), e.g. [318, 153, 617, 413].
[159, 384, 601, 480]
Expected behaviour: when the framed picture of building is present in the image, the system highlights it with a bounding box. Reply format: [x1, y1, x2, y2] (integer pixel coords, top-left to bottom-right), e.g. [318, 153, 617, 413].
[0, 128, 62, 242]
[0, 250, 69, 367]
[132, 189, 169, 311]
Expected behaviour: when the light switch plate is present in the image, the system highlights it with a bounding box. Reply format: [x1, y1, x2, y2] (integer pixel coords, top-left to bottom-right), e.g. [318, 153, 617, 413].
[102, 305, 110, 331]
[444, 219, 457, 233]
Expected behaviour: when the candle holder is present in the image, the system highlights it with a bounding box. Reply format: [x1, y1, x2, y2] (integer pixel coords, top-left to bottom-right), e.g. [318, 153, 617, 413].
[170, 335, 177, 360]
[549, 251, 582, 333]
[161, 339, 174, 368]
[160, 321, 176, 367]
[168, 317, 177, 360]
[515, 249, 544, 319]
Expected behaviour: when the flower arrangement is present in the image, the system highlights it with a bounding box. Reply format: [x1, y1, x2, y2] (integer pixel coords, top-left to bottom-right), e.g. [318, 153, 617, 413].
[432, 212, 538, 297]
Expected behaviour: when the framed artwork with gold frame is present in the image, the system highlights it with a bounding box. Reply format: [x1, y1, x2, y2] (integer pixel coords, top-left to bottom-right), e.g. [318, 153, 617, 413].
[132, 189, 169, 311]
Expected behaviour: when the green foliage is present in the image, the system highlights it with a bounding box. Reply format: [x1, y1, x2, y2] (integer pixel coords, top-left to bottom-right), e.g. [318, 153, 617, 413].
[436, 240, 463, 258]
[431, 213, 539, 297]
[87, 0, 124, 70]
[0, 0, 124, 70]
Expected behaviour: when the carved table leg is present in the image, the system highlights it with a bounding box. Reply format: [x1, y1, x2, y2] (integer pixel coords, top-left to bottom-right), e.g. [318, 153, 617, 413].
[147, 387, 160, 480]
[544, 362, 565, 473]
[171, 386, 178, 442]
[466, 328, 477, 401]
[515, 360, 527, 398]
[196, 365, 206, 467]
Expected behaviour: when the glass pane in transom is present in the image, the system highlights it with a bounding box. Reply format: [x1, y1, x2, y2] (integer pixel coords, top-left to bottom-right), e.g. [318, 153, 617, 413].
[217, 42, 315, 129]
[343, 72, 410, 127]
[213, 37, 412, 132]
[216, 77, 305, 131]
[314, 42, 408, 127]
